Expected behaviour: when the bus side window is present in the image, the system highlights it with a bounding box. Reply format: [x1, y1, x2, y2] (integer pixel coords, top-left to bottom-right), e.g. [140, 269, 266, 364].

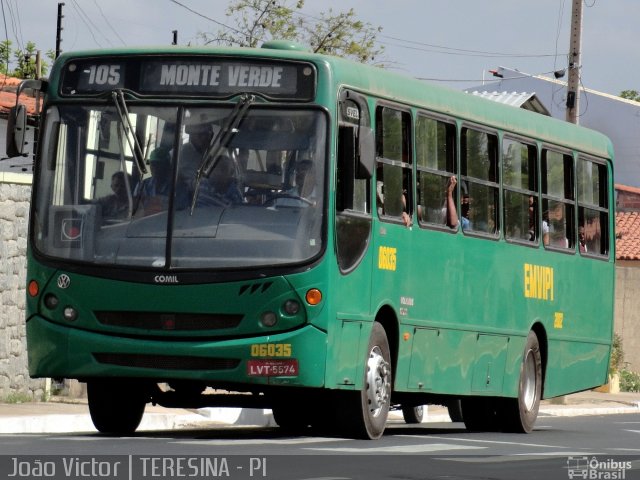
[577, 157, 609, 256]
[415, 114, 456, 227]
[460, 127, 499, 235]
[503, 139, 538, 243]
[375, 106, 412, 227]
[542, 149, 575, 249]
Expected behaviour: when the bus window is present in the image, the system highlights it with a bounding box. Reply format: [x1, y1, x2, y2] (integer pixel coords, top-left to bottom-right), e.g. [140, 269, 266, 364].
[503, 138, 538, 243]
[542, 149, 575, 249]
[577, 157, 609, 256]
[375, 106, 412, 226]
[415, 115, 456, 227]
[460, 127, 499, 235]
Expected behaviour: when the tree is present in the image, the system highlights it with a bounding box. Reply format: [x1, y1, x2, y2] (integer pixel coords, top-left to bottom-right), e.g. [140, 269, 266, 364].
[0, 40, 55, 79]
[200, 0, 384, 64]
[620, 90, 640, 102]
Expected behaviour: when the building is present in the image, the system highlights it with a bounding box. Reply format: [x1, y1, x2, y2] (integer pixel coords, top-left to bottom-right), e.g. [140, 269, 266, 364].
[467, 66, 640, 188]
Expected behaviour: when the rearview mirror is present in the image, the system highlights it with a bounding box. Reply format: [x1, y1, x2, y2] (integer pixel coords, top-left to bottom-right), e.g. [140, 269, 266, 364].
[6, 104, 28, 158]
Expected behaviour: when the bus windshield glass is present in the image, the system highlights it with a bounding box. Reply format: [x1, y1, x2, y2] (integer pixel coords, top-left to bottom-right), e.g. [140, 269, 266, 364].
[33, 103, 327, 269]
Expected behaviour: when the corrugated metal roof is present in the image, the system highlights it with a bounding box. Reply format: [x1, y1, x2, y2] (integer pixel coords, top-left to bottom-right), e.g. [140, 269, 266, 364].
[465, 90, 551, 116]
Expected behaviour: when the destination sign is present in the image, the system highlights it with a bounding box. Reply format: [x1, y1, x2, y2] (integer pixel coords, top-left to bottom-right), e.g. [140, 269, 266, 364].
[60, 56, 316, 100]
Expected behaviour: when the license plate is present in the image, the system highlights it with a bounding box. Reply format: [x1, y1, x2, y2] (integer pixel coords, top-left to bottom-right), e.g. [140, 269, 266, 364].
[247, 359, 299, 377]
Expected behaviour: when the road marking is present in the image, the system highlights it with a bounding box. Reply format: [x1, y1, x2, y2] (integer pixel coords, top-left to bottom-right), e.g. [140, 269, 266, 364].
[624, 429, 640, 434]
[173, 437, 345, 446]
[438, 452, 598, 463]
[305, 443, 484, 453]
[398, 434, 567, 449]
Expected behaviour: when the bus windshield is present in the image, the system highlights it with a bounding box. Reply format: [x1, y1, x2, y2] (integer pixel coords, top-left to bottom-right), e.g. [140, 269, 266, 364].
[33, 103, 327, 269]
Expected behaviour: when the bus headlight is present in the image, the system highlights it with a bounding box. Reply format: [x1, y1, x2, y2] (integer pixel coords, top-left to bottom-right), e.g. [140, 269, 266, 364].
[283, 299, 300, 315]
[63, 306, 78, 322]
[260, 311, 278, 327]
[44, 294, 59, 309]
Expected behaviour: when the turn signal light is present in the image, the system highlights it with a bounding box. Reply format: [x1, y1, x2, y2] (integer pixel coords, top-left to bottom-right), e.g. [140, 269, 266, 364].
[305, 288, 322, 305]
[28, 280, 39, 297]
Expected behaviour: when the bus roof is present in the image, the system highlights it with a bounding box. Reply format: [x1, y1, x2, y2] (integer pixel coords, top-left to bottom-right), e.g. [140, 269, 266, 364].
[51, 44, 614, 162]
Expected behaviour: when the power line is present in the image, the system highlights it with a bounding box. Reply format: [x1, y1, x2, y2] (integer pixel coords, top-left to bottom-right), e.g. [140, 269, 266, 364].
[5, 0, 22, 52]
[167, 0, 244, 36]
[92, 0, 126, 46]
[291, 9, 566, 60]
[69, 0, 109, 47]
[416, 68, 562, 84]
[0, 0, 10, 89]
[379, 38, 567, 59]
[380, 35, 567, 59]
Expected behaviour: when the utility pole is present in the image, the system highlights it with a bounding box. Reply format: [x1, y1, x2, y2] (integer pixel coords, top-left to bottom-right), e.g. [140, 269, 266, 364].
[55, 3, 65, 58]
[565, 0, 583, 124]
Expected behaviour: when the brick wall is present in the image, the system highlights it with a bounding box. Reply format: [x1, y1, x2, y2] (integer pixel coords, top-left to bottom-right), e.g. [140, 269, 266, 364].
[615, 264, 640, 373]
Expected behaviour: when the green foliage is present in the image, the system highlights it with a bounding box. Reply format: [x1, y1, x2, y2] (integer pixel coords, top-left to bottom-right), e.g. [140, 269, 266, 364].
[620, 90, 640, 102]
[200, 0, 384, 64]
[0, 40, 53, 79]
[610, 333, 624, 375]
[619, 369, 640, 393]
[2, 392, 33, 404]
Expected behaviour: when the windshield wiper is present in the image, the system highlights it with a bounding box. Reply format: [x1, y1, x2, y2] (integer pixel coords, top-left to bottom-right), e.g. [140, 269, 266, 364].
[112, 89, 147, 175]
[190, 94, 254, 214]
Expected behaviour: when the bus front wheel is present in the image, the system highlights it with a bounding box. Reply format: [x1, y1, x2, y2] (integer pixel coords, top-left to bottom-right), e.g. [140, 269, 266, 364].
[87, 379, 148, 434]
[339, 322, 392, 439]
[501, 331, 542, 433]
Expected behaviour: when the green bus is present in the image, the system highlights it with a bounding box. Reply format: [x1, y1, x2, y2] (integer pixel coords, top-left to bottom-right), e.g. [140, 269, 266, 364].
[6, 41, 614, 439]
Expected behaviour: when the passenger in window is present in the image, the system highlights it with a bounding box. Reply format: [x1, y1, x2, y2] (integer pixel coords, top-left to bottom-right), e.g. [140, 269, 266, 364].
[578, 225, 588, 253]
[180, 121, 214, 189]
[528, 196, 537, 241]
[206, 155, 244, 206]
[377, 169, 412, 227]
[542, 210, 550, 245]
[444, 176, 470, 230]
[400, 189, 412, 227]
[134, 147, 174, 215]
[544, 205, 569, 248]
[96, 171, 131, 222]
[274, 160, 317, 207]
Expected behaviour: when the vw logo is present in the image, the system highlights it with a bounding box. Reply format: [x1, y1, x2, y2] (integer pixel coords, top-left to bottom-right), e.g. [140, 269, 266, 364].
[57, 274, 71, 289]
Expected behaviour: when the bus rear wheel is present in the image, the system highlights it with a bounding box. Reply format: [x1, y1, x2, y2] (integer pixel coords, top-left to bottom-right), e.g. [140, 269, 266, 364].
[87, 379, 148, 434]
[401, 405, 424, 424]
[461, 397, 500, 431]
[501, 331, 542, 433]
[339, 322, 392, 439]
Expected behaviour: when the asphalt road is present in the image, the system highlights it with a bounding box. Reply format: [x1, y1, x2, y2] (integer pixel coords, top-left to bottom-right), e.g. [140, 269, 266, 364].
[1, 414, 640, 480]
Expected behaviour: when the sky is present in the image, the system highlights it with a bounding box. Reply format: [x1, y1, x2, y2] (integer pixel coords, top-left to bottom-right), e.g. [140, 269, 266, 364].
[5, 0, 640, 97]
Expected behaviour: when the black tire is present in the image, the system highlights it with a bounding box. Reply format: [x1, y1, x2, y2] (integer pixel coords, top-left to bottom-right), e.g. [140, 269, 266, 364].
[501, 331, 542, 433]
[338, 322, 392, 439]
[272, 404, 311, 431]
[401, 405, 424, 424]
[87, 379, 148, 434]
[461, 397, 500, 432]
[447, 399, 464, 422]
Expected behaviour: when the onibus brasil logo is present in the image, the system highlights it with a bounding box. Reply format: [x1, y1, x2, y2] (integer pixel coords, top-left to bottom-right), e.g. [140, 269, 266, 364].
[567, 456, 632, 479]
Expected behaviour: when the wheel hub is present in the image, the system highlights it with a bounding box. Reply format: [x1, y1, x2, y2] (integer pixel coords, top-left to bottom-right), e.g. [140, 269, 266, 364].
[366, 345, 391, 417]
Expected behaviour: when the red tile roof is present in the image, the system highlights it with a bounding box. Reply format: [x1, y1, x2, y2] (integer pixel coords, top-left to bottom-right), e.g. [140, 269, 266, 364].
[616, 211, 640, 260]
[616, 184, 640, 195]
[0, 74, 37, 115]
